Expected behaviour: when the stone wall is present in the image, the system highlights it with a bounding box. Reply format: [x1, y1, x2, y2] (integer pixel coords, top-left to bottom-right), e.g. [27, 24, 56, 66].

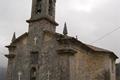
[116, 63, 120, 80]
[7, 35, 29, 80]
[69, 45, 115, 80]
[6, 33, 116, 80]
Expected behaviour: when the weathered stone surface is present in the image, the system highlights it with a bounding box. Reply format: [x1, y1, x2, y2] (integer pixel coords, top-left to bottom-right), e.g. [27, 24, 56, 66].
[116, 63, 120, 80]
[5, 0, 117, 80]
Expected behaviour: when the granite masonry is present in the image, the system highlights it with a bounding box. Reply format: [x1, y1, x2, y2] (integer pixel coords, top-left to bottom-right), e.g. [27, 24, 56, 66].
[5, 0, 118, 80]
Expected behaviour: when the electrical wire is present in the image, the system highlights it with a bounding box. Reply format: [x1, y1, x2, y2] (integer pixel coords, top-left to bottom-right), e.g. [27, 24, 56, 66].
[91, 26, 120, 44]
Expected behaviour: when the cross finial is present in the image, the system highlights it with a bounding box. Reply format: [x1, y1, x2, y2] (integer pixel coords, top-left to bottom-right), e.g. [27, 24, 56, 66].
[34, 37, 37, 45]
[63, 22, 68, 36]
[76, 35, 78, 40]
[12, 32, 16, 42]
[18, 71, 22, 80]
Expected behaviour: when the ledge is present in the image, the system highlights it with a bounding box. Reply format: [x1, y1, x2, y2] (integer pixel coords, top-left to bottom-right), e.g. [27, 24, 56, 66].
[43, 30, 55, 35]
[5, 45, 16, 49]
[31, 64, 39, 68]
[26, 17, 58, 26]
[57, 48, 77, 55]
[5, 54, 16, 59]
[56, 36, 73, 44]
[30, 51, 39, 54]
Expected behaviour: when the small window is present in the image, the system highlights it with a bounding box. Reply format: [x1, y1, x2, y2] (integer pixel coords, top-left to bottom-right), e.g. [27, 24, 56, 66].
[48, 0, 53, 16]
[36, 0, 42, 14]
[30, 51, 39, 64]
[30, 67, 37, 80]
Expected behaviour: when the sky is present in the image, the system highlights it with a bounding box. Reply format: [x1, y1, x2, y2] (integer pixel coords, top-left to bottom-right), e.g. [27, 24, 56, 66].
[0, 0, 120, 67]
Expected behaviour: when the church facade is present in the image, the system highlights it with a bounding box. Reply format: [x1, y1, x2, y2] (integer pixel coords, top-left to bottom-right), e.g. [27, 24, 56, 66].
[5, 0, 118, 80]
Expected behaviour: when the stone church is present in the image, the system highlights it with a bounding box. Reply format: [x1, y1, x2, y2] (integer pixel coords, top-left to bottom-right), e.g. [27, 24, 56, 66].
[5, 0, 118, 80]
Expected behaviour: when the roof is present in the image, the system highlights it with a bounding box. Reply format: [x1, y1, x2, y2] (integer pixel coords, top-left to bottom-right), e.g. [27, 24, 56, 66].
[56, 33, 118, 59]
[10, 32, 118, 59]
[86, 44, 118, 59]
[86, 44, 112, 52]
[12, 32, 28, 44]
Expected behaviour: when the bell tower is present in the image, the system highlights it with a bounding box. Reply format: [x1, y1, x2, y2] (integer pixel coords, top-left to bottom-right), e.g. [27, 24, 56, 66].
[31, 0, 56, 18]
[28, 0, 57, 23]
[27, 0, 58, 33]
[26, 0, 60, 80]
[34, 0, 56, 17]
[27, 0, 58, 50]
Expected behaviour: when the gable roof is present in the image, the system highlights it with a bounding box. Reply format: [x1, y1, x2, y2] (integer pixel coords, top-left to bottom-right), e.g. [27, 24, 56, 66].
[12, 32, 28, 44]
[56, 33, 118, 59]
[10, 32, 118, 59]
[86, 44, 118, 59]
[87, 44, 112, 52]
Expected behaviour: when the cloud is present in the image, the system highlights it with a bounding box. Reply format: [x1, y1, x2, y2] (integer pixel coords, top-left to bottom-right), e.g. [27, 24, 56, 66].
[67, 0, 109, 12]
[0, 0, 120, 67]
[56, 0, 120, 62]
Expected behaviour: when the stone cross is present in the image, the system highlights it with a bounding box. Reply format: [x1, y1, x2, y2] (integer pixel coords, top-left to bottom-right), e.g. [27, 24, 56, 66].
[34, 37, 37, 45]
[18, 71, 22, 80]
[47, 71, 51, 80]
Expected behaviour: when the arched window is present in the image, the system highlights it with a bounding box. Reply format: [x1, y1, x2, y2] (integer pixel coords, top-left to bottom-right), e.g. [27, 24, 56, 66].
[48, 0, 53, 16]
[36, 0, 42, 14]
[30, 51, 39, 64]
[30, 67, 37, 80]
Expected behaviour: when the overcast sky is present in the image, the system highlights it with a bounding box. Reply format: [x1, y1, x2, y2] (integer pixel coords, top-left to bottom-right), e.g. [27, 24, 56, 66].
[0, 0, 120, 67]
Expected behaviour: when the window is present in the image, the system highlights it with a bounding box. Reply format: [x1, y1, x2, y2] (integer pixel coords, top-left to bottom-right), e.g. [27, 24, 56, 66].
[36, 0, 42, 14]
[30, 67, 37, 80]
[48, 0, 53, 16]
[30, 51, 39, 64]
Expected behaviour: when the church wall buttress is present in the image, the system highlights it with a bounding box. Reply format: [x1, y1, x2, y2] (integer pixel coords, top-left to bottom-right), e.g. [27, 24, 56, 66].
[59, 55, 70, 80]
[7, 37, 30, 80]
[6, 45, 16, 80]
[7, 58, 15, 80]
[36, 30, 60, 80]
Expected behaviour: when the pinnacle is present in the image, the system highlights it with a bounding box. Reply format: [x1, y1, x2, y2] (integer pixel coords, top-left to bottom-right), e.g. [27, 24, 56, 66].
[12, 32, 16, 42]
[63, 22, 68, 35]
